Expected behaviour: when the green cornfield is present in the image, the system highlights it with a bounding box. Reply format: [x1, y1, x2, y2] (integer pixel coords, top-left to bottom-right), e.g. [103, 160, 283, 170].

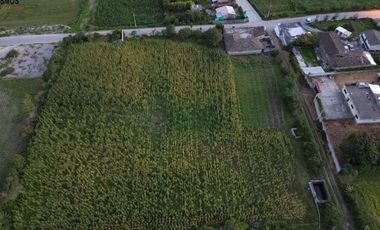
[94, 0, 164, 27]
[250, 0, 380, 19]
[13, 40, 306, 229]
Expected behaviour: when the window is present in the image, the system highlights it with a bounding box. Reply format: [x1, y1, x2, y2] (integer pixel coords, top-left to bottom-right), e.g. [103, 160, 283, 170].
[351, 104, 354, 109]
[343, 89, 347, 94]
[355, 115, 359, 119]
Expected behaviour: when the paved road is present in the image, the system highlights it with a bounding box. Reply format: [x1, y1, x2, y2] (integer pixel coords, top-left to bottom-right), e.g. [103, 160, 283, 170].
[0, 1, 379, 46]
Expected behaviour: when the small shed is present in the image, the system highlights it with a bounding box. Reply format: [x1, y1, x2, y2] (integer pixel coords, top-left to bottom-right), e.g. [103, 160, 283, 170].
[308, 180, 329, 204]
[335, 26, 352, 39]
[215, 6, 236, 19]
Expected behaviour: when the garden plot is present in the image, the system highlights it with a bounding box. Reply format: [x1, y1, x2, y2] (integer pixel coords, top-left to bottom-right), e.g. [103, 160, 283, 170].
[0, 44, 56, 78]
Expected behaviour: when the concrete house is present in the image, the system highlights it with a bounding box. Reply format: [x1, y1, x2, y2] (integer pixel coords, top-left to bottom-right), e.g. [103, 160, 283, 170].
[342, 83, 380, 124]
[274, 22, 308, 46]
[224, 27, 270, 55]
[317, 32, 376, 71]
[360, 30, 380, 53]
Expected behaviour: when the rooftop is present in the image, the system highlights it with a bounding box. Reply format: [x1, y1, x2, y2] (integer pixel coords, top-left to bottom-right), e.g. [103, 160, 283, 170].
[224, 27, 268, 55]
[362, 30, 380, 46]
[318, 32, 345, 57]
[345, 84, 380, 121]
[318, 32, 375, 70]
[275, 22, 307, 46]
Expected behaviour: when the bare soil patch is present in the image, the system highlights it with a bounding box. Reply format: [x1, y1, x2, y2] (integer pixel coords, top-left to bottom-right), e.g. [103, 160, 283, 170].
[334, 71, 379, 88]
[325, 120, 380, 163]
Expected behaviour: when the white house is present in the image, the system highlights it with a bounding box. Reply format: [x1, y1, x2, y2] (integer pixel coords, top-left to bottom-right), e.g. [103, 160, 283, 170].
[215, 6, 236, 19]
[335, 26, 352, 39]
[274, 22, 308, 46]
[360, 30, 380, 53]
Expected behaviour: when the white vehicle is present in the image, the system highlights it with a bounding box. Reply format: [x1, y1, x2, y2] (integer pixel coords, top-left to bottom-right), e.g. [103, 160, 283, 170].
[305, 18, 313, 23]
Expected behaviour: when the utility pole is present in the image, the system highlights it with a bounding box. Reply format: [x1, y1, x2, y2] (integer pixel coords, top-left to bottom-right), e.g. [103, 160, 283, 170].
[121, 30, 124, 42]
[133, 13, 137, 28]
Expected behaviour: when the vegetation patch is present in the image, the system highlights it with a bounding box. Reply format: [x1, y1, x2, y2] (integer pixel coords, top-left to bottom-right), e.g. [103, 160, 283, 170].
[340, 133, 380, 229]
[0, 0, 81, 28]
[93, 0, 211, 28]
[232, 56, 285, 128]
[0, 78, 42, 184]
[313, 19, 378, 38]
[94, 0, 164, 27]
[12, 40, 306, 228]
[250, 0, 380, 19]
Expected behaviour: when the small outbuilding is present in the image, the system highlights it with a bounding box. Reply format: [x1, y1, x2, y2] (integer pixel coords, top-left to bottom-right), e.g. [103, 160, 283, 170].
[215, 5, 236, 19]
[335, 26, 352, 39]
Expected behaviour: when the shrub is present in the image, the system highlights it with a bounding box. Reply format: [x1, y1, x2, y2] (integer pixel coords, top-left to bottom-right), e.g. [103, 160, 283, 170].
[107, 30, 122, 42]
[13, 155, 26, 173]
[0, 67, 15, 77]
[177, 28, 193, 40]
[341, 133, 380, 167]
[165, 24, 176, 38]
[321, 203, 344, 230]
[5, 49, 18, 59]
[225, 218, 248, 230]
[204, 27, 222, 47]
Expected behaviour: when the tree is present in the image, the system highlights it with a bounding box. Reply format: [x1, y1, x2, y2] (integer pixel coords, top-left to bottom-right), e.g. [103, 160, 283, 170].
[341, 133, 380, 167]
[294, 33, 317, 47]
[204, 28, 222, 47]
[177, 28, 193, 40]
[108, 30, 122, 42]
[165, 24, 176, 38]
[321, 203, 344, 230]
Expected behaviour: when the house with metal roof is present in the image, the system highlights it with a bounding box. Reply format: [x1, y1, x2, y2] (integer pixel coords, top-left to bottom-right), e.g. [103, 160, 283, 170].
[274, 22, 308, 46]
[360, 30, 380, 53]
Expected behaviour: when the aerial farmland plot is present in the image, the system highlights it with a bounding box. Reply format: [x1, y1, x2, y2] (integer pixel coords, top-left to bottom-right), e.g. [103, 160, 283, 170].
[94, 0, 164, 27]
[250, 0, 380, 19]
[0, 0, 81, 28]
[11, 40, 315, 228]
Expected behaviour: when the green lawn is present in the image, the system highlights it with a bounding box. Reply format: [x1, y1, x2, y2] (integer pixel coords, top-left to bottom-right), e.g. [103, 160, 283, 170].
[232, 56, 285, 128]
[250, 0, 380, 19]
[300, 47, 319, 66]
[0, 0, 81, 28]
[351, 170, 380, 229]
[313, 19, 378, 38]
[0, 78, 42, 185]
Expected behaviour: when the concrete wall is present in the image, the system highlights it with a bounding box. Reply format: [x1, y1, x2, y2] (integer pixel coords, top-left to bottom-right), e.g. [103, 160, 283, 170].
[314, 96, 342, 173]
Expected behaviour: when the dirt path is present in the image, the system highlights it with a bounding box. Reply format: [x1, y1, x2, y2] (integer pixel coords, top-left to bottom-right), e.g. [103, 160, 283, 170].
[261, 57, 285, 128]
[89, 0, 96, 10]
[80, 0, 96, 30]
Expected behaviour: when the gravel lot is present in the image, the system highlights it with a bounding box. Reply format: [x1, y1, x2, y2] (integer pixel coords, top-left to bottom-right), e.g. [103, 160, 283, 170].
[0, 44, 57, 78]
